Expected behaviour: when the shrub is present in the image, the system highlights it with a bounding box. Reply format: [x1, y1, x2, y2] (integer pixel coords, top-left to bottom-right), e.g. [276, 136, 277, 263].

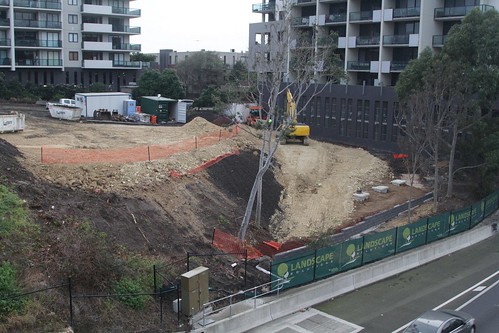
[113, 278, 150, 310]
[0, 262, 27, 319]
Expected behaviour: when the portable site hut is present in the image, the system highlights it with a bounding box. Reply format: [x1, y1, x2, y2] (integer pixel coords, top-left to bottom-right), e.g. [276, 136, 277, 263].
[171, 99, 193, 124]
[75, 92, 133, 118]
[140, 96, 176, 124]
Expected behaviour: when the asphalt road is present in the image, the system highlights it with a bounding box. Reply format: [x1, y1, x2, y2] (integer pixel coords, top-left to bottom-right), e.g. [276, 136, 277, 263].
[313, 233, 499, 332]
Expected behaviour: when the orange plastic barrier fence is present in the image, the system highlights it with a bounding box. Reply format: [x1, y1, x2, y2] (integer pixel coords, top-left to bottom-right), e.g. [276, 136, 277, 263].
[212, 229, 262, 260]
[41, 125, 239, 165]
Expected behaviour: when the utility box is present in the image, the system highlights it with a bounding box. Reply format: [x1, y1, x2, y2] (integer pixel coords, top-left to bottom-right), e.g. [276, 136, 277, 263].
[75, 92, 133, 118]
[141, 96, 176, 124]
[123, 99, 137, 117]
[180, 266, 209, 316]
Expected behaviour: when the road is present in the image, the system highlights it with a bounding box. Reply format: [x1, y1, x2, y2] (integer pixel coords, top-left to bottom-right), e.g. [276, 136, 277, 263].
[313, 233, 499, 332]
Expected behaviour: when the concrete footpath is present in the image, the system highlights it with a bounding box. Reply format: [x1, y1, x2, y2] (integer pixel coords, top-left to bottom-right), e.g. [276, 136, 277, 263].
[191, 212, 498, 333]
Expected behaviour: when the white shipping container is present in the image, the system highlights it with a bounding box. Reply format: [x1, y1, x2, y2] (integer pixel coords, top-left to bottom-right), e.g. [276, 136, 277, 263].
[74, 92, 133, 118]
[0, 113, 25, 133]
[171, 99, 193, 124]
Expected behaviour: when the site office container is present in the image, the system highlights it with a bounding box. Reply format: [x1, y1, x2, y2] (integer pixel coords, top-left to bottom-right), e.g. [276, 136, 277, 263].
[75, 92, 133, 118]
[140, 96, 176, 124]
[0, 113, 25, 133]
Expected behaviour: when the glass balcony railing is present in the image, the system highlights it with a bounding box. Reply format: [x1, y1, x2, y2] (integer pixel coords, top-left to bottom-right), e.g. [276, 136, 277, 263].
[0, 38, 10, 46]
[434, 5, 494, 18]
[15, 39, 62, 47]
[292, 16, 310, 26]
[356, 36, 380, 46]
[326, 13, 347, 23]
[432, 35, 448, 47]
[13, 0, 61, 10]
[0, 57, 11, 65]
[0, 18, 9, 26]
[113, 60, 141, 68]
[252, 2, 275, 12]
[14, 19, 62, 29]
[112, 7, 141, 16]
[390, 61, 409, 71]
[15, 58, 62, 66]
[383, 34, 410, 45]
[112, 25, 141, 33]
[113, 43, 141, 51]
[349, 10, 373, 21]
[296, 0, 314, 3]
[0, 0, 9, 5]
[393, 7, 420, 18]
[347, 61, 370, 71]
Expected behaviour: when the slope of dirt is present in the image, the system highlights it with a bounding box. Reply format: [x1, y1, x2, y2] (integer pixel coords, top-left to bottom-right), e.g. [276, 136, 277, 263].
[0, 103, 431, 250]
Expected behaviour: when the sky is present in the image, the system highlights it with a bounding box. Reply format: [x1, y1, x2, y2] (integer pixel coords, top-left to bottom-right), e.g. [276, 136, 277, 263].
[130, 0, 258, 54]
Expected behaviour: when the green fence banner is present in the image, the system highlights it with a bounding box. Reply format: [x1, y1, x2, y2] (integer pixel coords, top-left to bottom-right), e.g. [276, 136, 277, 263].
[362, 229, 396, 264]
[396, 218, 428, 253]
[272, 251, 316, 290]
[315, 244, 342, 279]
[339, 237, 364, 271]
[426, 212, 450, 242]
[449, 207, 472, 235]
[484, 191, 499, 218]
[470, 200, 485, 227]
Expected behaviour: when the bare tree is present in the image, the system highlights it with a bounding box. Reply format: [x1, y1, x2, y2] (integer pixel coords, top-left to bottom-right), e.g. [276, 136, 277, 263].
[238, 0, 346, 241]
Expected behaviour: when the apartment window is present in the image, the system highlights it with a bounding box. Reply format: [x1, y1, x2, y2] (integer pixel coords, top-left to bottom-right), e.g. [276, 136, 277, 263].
[68, 0, 78, 5]
[68, 33, 78, 43]
[68, 14, 78, 24]
[69, 51, 78, 61]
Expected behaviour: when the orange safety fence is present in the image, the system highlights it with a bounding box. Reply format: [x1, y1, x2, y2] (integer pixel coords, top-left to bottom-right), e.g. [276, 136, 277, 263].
[212, 228, 263, 260]
[40, 125, 240, 165]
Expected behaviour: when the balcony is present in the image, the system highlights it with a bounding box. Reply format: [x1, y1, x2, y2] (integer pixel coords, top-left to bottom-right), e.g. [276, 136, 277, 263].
[0, 18, 9, 26]
[15, 58, 62, 66]
[83, 59, 113, 68]
[113, 43, 141, 51]
[292, 0, 315, 5]
[112, 25, 141, 34]
[112, 6, 141, 16]
[13, 0, 61, 10]
[82, 22, 113, 33]
[0, 38, 10, 46]
[383, 34, 409, 46]
[325, 13, 346, 24]
[347, 61, 370, 71]
[434, 5, 494, 19]
[393, 7, 420, 18]
[432, 35, 448, 47]
[252, 2, 275, 12]
[292, 16, 311, 26]
[356, 36, 380, 46]
[113, 60, 141, 68]
[349, 10, 373, 22]
[0, 0, 9, 6]
[15, 39, 62, 47]
[390, 61, 409, 72]
[0, 57, 11, 65]
[14, 19, 62, 29]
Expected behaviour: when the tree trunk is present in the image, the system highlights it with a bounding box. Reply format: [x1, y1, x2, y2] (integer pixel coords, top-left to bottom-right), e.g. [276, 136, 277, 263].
[446, 122, 459, 198]
[433, 146, 439, 213]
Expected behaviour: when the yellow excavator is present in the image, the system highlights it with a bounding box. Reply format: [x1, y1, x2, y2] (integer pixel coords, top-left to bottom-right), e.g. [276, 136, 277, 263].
[279, 89, 310, 146]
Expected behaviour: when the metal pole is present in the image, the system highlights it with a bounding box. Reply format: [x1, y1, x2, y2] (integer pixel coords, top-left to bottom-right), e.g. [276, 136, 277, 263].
[177, 282, 180, 326]
[244, 250, 248, 287]
[186, 252, 190, 272]
[160, 290, 163, 329]
[68, 277, 73, 327]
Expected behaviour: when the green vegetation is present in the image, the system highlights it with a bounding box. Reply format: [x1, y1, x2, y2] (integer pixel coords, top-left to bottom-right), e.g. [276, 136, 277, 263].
[113, 278, 151, 310]
[131, 69, 185, 102]
[0, 262, 27, 319]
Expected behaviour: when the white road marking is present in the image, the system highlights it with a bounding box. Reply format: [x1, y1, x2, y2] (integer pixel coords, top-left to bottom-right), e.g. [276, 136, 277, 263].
[390, 270, 499, 333]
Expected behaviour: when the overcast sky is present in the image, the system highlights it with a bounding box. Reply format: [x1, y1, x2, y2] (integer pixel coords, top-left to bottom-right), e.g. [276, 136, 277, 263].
[130, 0, 258, 54]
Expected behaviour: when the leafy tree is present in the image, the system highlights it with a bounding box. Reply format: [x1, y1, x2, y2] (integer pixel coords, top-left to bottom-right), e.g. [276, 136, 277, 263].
[238, 0, 346, 240]
[175, 51, 226, 98]
[132, 69, 185, 101]
[89, 82, 110, 93]
[130, 52, 156, 62]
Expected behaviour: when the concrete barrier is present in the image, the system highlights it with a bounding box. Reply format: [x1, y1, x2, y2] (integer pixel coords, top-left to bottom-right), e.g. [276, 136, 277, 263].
[191, 220, 497, 333]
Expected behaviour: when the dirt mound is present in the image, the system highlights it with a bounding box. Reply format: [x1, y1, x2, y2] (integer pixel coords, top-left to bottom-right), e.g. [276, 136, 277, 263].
[182, 116, 223, 134]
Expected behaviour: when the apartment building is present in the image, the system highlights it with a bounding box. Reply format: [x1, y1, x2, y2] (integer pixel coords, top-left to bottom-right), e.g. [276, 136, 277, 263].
[249, 0, 499, 86]
[0, 0, 141, 90]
